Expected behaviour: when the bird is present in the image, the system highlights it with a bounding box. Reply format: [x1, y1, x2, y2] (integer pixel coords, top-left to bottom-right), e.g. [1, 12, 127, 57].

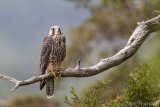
[40, 25, 66, 98]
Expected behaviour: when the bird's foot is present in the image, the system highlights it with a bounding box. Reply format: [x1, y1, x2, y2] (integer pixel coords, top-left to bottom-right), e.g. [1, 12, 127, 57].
[50, 72, 57, 79]
[57, 72, 61, 78]
[50, 72, 61, 79]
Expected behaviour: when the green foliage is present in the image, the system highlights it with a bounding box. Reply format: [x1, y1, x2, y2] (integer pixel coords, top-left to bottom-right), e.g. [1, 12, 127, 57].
[83, 80, 107, 106]
[64, 86, 81, 106]
[65, 58, 160, 107]
[64, 80, 108, 107]
[126, 66, 159, 103]
[105, 59, 160, 107]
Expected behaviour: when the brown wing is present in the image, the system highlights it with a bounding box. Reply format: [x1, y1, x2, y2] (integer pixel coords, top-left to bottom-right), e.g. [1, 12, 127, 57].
[40, 35, 52, 90]
[60, 35, 66, 61]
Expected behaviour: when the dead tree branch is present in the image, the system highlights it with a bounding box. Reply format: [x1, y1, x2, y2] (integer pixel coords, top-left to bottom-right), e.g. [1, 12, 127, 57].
[0, 73, 50, 91]
[0, 15, 160, 91]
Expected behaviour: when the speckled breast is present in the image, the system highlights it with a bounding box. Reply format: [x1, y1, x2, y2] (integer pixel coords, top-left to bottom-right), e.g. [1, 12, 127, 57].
[49, 35, 63, 64]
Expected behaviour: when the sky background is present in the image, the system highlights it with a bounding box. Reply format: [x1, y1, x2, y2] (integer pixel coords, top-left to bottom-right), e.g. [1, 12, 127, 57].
[0, 0, 92, 102]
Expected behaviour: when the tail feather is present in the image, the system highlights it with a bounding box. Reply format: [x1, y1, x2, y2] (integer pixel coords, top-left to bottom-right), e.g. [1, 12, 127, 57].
[46, 77, 54, 98]
[40, 80, 45, 90]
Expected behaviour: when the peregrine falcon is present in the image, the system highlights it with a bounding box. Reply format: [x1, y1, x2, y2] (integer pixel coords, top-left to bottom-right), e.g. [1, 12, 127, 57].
[40, 26, 66, 98]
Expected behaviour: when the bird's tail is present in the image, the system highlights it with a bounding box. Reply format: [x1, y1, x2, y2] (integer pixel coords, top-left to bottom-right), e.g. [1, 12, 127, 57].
[40, 80, 45, 90]
[46, 77, 54, 99]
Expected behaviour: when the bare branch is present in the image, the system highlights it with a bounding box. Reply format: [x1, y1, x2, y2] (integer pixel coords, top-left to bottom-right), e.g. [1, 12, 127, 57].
[0, 15, 160, 91]
[0, 74, 19, 85]
[61, 15, 160, 77]
[0, 73, 50, 91]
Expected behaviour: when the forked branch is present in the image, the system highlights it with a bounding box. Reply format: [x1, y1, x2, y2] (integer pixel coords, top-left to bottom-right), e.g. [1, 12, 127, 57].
[0, 15, 160, 91]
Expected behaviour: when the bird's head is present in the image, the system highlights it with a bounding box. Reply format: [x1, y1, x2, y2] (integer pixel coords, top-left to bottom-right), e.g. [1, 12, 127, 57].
[49, 25, 62, 36]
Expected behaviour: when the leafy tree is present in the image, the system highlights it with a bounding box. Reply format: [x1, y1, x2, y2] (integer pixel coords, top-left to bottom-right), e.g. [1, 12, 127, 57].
[105, 59, 160, 107]
[64, 80, 109, 107]
[65, 58, 160, 107]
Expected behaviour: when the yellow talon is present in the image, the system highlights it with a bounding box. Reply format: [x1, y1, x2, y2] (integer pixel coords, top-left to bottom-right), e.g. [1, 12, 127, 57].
[49, 72, 57, 79]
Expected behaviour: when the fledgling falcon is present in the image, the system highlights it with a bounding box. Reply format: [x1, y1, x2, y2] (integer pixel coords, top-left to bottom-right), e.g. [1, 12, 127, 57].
[40, 26, 66, 98]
